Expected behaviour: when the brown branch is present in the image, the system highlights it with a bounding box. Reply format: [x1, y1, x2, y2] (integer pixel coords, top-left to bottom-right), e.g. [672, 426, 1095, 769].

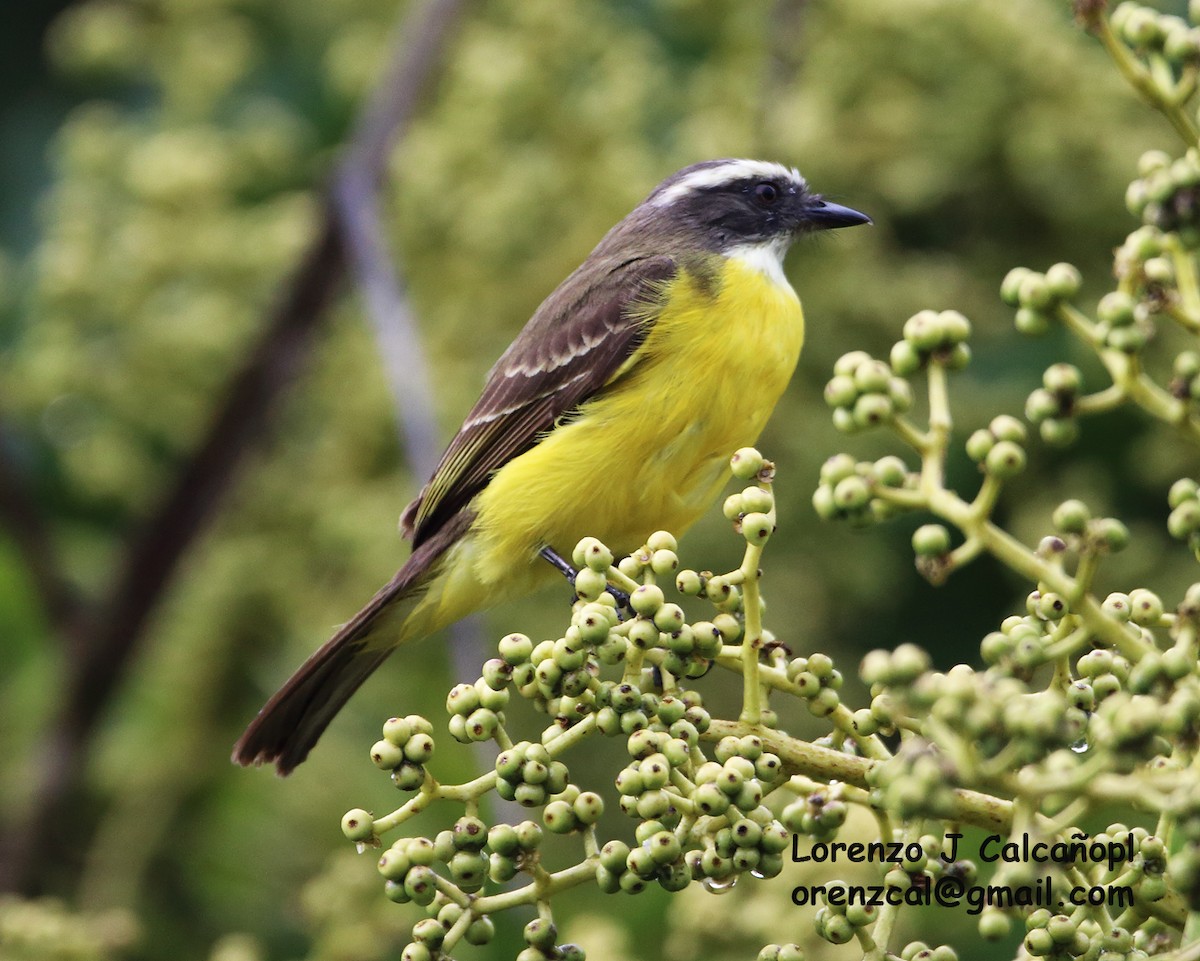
[0, 0, 469, 894]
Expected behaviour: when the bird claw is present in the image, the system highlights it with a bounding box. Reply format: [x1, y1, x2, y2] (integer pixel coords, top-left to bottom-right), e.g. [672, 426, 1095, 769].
[539, 546, 632, 619]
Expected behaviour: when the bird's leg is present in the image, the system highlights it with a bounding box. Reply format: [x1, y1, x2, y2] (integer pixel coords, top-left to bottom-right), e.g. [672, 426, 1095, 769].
[538, 546, 632, 615]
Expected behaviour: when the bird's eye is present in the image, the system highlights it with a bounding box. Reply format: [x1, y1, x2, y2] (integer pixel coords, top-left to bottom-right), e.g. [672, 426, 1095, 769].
[753, 182, 779, 206]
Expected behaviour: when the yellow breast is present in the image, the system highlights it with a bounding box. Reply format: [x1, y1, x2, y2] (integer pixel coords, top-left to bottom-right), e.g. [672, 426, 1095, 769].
[471, 252, 804, 587]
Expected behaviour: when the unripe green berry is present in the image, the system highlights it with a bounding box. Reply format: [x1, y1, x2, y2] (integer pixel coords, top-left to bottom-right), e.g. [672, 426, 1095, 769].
[1128, 588, 1164, 625]
[630, 584, 665, 616]
[573, 536, 614, 572]
[1170, 500, 1200, 539]
[1045, 262, 1082, 299]
[1043, 363, 1082, 396]
[543, 799, 577, 833]
[1052, 499, 1090, 534]
[939, 310, 971, 343]
[741, 512, 773, 543]
[903, 309, 943, 350]
[985, 440, 1026, 478]
[1094, 517, 1131, 552]
[401, 942, 432, 961]
[912, 524, 951, 556]
[653, 602, 685, 633]
[1098, 291, 1136, 326]
[499, 633, 534, 664]
[382, 716, 412, 747]
[1169, 477, 1200, 508]
[676, 569, 704, 596]
[853, 393, 893, 428]
[965, 429, 994, 462]
[465, 916, 495, 946]
[832, 476, 870, 510]
[942, 342, 972, 370]
[342, 809, 375, 843]
[650, 549, 678, 576]
[523, 918, 557, 950]
[1001, 267, 1033, 306]
[371, 739, 404, 770]
[824, 375, 858, 409]
[1015, 306, 1051, 335]
[1019, 273, 1054, 310]
[1039, 417, 1078, 446]
[890, 339, 922, 376]
[646, 530, 677, 552]
[574, 566, 609, 602]
[730, 447, 765, 479]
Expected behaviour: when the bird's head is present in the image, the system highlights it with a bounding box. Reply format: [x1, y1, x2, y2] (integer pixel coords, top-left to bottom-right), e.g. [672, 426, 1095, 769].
[638, 158, 870, 254]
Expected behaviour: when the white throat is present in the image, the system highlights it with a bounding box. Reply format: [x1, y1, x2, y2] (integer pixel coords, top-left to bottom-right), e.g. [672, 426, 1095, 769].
[726, 237, 792, 291]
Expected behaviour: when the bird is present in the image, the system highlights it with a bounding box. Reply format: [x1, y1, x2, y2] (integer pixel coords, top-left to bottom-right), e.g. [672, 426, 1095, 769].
[233, 158, 869, 774]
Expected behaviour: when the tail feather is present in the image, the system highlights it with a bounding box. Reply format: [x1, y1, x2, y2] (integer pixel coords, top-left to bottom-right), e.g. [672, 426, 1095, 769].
[233, 512, 471, 775]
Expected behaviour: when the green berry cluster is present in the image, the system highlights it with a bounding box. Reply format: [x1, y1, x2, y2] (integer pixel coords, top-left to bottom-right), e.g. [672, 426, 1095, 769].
[824, 351, 914, 434]
[1022, 908, 1123, 960]
[1001, 264, 1082, 336]
[607, 729, 788, 890]
[516, 918, 585, 961]
[756, 945, 806, 961]
[543, 785, 604, 834]
[785, 653, 844, 718]
[1125, 147, 1200, 246]
[1111, 2, 1200, 58]
[685, 804, 789, 888]
[600, 824, 693, 895]
[898, 943, 958, 961]
[445, 670, 510, 743]
[1025, 365, 1085, 446]
[965, 414, 1029, 473]
[781, 788, 849, 842]
[1095, 290, 1154, 353]
[399, 899, 496, 961]
[1173, 351, 1200, 409]
[721, 482, 777, 546]
[1045, 499, 1131, 554]
[485, 820, 544, 883]
[1168, 478, 1200, 559]
[813, 880, 879, 946]
[495, 741, 571, 807]
[369, 715, 435, 791]
[1114, 224, 1175, 293]
[887, 309, 973, 375]
[811, 452, 913, 527]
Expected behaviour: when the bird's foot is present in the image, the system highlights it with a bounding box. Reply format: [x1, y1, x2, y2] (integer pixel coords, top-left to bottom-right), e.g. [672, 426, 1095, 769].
[538, 546, 631, 618]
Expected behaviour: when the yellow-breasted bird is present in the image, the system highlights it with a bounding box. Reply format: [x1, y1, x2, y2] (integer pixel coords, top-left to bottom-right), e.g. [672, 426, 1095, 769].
[234, 158, 869, 774]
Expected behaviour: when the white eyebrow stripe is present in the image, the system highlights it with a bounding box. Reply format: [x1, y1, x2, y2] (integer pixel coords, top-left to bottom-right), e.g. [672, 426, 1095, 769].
[649, 160, 806, 208]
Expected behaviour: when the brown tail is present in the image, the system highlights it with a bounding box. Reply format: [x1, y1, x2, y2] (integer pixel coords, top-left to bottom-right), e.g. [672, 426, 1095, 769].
[232, 515, 468, 775]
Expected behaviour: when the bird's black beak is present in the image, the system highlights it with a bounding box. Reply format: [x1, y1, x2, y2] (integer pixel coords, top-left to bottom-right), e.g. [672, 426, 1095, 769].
[803, 198, 872, 230]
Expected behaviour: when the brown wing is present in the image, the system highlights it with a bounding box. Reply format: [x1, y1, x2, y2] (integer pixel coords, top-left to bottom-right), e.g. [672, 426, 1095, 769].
[401, 254, 678, 547]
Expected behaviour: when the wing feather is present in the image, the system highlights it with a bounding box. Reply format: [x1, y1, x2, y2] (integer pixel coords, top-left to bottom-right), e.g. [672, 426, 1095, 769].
[401, 255, 678, 546]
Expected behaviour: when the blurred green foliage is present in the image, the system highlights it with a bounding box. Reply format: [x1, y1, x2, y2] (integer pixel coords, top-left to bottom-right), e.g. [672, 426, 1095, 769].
[0, 0, 1190, 959]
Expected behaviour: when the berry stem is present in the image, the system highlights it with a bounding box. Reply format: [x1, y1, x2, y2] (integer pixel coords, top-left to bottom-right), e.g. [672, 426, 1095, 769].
[1165, 234, 1200, 329]
[738, 539, 766, 725]
[437, 899, 476, 953]
[704, 718, 1014, 833]
[471, 859, 599, 915]
[1095, 15, 1200, 143]
[1073, 384, 1127, 416]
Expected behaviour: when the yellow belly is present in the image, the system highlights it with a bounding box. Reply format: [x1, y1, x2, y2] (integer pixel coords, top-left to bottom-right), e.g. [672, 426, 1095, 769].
[469, 255, 804, 588]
